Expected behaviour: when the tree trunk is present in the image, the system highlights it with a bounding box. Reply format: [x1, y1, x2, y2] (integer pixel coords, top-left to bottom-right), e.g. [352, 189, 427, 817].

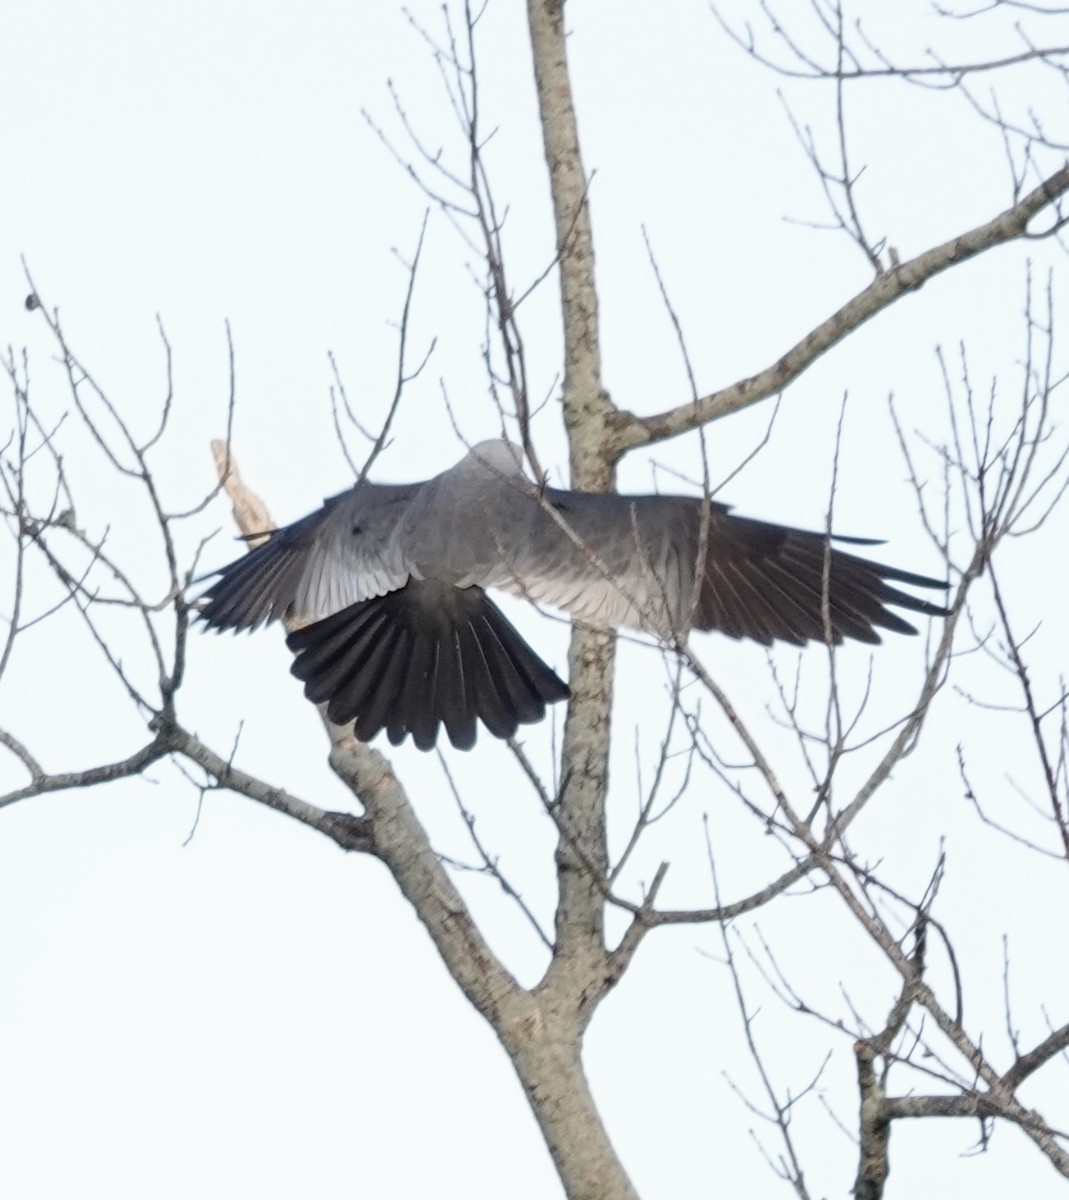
[502, 1006, 639, 1200]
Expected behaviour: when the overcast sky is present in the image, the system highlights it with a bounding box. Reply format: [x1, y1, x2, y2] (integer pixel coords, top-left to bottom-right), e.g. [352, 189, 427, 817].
[1, 3, 1067, 1197]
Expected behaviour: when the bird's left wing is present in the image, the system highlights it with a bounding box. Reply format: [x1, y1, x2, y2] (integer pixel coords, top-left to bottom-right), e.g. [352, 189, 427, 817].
[199, 481, 418, 631]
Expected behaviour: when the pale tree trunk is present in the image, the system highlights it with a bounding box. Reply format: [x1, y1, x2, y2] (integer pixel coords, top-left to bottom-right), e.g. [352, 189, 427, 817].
[519, 3, 637, 1194]
[322, 734, 638, 1199]
[503, 1009, 639, 1200]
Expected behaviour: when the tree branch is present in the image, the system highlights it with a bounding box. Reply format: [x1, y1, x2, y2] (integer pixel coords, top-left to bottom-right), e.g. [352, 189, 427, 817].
[0, 733, 170, 809]
[526, 0, 613, 456]
[615, 163, 1069, 453]
[527, 0, 619, 1024]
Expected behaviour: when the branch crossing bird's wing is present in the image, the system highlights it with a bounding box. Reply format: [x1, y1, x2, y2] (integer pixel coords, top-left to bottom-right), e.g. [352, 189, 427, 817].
[200, 440, 948, 751]
[489, 490, 948, 645]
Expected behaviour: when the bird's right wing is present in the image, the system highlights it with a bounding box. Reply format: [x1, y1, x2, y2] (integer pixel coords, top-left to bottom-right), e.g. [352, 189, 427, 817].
[199, 481, 418, 631]
[483, 488, 948, 646]
[480, 489, 705, 633]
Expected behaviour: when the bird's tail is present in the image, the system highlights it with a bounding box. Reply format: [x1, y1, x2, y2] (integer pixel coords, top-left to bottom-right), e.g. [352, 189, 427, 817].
[286, 580, 570, 751]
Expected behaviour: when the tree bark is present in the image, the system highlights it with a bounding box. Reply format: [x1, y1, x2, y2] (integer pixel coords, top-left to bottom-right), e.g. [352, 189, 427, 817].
[501, 1004, 640, 1200]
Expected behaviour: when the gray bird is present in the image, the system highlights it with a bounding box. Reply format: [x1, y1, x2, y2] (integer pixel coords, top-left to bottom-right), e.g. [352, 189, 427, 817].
[200, 439, 948, 750]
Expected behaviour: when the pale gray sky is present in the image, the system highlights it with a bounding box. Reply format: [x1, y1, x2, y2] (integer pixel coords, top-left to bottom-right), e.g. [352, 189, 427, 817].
[1, 3, 1067, 1197]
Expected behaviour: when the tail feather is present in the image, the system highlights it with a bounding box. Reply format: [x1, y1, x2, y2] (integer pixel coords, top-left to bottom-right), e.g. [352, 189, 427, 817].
[297, 605, 393, 704]
[430, 630, 478, 751]
[476, 609, 569, 724]
[458, 618, 520, 741]
[287, 580, 569, 750]
[351, 626, 413, 745]
[392, 629, 440, 751]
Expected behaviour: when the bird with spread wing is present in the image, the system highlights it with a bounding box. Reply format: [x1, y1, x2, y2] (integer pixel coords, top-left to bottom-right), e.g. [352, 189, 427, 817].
[200, 440, 948, 750]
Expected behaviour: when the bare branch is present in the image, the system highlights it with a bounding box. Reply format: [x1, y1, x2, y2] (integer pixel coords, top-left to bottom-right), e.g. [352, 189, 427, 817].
[616, 164, 1069, 453]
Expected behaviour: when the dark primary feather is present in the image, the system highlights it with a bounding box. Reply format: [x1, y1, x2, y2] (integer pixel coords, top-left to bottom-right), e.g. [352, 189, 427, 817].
[199, 509, 324, 631]
[687, 509, 947, 646]
[199, 440, 948, 751]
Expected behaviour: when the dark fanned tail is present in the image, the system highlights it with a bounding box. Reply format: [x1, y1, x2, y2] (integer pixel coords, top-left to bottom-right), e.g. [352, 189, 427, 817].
[286, 579, 570, 751]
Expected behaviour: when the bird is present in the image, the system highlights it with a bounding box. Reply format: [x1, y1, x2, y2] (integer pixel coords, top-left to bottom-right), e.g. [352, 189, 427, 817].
[199, 439, 948, 751]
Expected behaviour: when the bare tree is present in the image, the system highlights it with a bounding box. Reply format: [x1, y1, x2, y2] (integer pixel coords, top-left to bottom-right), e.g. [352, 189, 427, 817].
[4, 3, 1069, 1197]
